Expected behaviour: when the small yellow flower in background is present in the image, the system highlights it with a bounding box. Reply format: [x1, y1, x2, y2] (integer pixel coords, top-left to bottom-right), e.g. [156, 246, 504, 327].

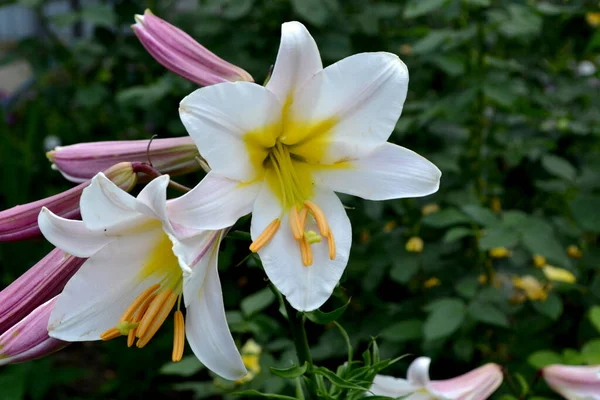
[383, 221, 397, 233]
[421, 203, 440, 216]
[491, 197, 502, 213]
[236, 339, 262, 385]
[406, 236, 424, 253]
[424, 277, 441, 289]
[360, 229, 370, 244]
[586, 12, 600, 27]
[567, 245, 583, 259]
[533, 254, 547, 268]
[512, 275, 549, 302]
[489, 247, 511, 259]
[399, 44, 412, 56]
[543, 265, 576, 284]
[478, 274, 488, 285]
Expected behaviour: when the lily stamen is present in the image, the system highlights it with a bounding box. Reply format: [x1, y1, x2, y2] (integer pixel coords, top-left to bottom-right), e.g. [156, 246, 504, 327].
[289, 206, 303, 240]
[127, 292, 158, 347]
[299, 237, 313, 266]
[119, 284, 160, 322]
[172, 310, 185, 362]
[100, 327, 121, 341]
[303, 200, 329, 237]
[327, 231, 336, 260]
[137, 291, 178, 348]
[249, 218, 281, 252]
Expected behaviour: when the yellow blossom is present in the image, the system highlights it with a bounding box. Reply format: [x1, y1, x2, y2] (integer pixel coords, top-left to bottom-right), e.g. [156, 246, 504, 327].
[567, 245, 582, 259]
[512, 275, 549, 302]
[383, 221, 397, 232]
[236, 339, 262, 385]
[489, 247, 511, 259]
[406, 236, 424, 253]
[399, 44, 412, 56]
[586, 12, 600, 27]
[424, 277, 441, 288]
[533, 254, 547, 268]
[543, 265, 576, 284]
[491, 197, 502, 213]
[421, 203, 440, 216]
[478, 274, 487, 285]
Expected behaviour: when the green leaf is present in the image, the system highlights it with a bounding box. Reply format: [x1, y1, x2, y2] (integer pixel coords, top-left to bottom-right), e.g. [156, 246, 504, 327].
[581, 339, 600, 364]
[423, 298, 466, 341]
[389, 256, 419, 284]
[532, 293, 563, 320]
[528, 350, 562, 369]
[80, 4, 117, 28]
[519, 217, 570, 266]
[291, 0, 331, 26]
[468, 301, 509, 327]
[479, 227, 519, 250]
[313, 367, 369, 391]
[443, 227, 473, 243]
[484, 84, 517, 107]
[269, 362, 307, 379]
[455, 277, 479, 298]
[422, 208, 470, 228]
[380, 320, 424, 342]
[590, 306, 600, 333]
[412, 30, 451, 54]
[241, 287, 276, 317]
[160, 356, 204, 377]
[541, 155, 577, 181]
[232, 390, 297, 400]
[305, 299, 350, 324]
[429, 55, 465, 76]
[569, 195, 600, 233]
[404, 0, 447, 18]
[461, 204, 499, 227]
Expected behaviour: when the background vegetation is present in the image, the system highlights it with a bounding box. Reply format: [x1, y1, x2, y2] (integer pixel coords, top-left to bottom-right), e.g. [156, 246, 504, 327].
[1, 0, 599, 398]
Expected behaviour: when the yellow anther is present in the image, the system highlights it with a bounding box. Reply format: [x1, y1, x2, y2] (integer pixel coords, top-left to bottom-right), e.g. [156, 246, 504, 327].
[128, 292, 157, 347]
[299, 237, 313, 267]
[172, 311, 185, 362]
[119, 283, 160, 323]
[298, 207, 309, 233]
[304, 200, 329, 237]
[327, 231, 336, 260]
[100, 327, 121, 341]
[137, 291, 178, 348]
[249, 218, 281, 253]
[136, 289, 172, 339]
[289, 206, 303, 240]
[304, 230, 321, 244]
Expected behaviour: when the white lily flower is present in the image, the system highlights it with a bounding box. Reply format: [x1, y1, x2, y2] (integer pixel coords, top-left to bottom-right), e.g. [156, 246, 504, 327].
[369, 357, 503, 400]
[170, 21, 441, 311]
[37, 173, 246, 380]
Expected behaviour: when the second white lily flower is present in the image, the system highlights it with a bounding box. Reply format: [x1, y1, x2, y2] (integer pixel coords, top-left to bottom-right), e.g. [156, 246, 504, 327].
[38, 173, 246, 380]
[170, 21, 441, 311]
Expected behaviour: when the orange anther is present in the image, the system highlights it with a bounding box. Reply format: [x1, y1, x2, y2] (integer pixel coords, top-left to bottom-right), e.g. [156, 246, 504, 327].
[136, 291, 178, 348]
[100, 327, 121, 341]
[127, 293, 157, 347]
[327, 231, 336, 260]
[298, 207, 309, 233]
[289, 205, 303, 240]
[299, 237, 313, 267]
[136, 289, 171, 339]
[249, 218, 281, 253]
[304, 200, 329, 237]
[172, 310, 185, 362]
[119, 283, 160, 323]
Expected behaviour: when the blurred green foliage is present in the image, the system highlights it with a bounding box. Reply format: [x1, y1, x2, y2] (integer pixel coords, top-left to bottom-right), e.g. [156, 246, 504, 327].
[1, 0, 600, 398]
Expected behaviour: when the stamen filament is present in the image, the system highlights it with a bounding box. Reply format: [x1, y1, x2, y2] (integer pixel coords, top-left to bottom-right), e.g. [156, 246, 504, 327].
[119, 284, 160, 323]
[100, 327, 121, 341]
[300, 237, 313, 267]
[136, 289, 172, 339]
[136, 291, 178, 348]
[327, 231, 336, 260]
[172, 310, 185, 362]
[249, 218, 280, 253]
[289, 206, 303, 240]
[304, 200, 329, 237]
[128, 293, 157, 347]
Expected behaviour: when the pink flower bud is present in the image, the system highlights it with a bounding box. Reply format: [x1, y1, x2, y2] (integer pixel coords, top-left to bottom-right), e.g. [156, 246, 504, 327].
[0, 297, 68, 366]
[48, 137, 201, 183]
[543, 364, 600, 400]
[0, 162, 137, 242]
[0, 249, 85, 335]
[132, 9, 253, 86]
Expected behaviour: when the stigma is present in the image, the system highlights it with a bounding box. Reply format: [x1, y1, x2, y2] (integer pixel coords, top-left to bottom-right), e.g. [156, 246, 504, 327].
[100, 281, 185, 362]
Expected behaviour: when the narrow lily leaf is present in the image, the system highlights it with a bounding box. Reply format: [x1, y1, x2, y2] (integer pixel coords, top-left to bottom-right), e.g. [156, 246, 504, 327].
[313, 366, 370, 391]
[232, 390, 297, 399]
[333, 321, 353, 364]
[305, 298, 351, 324]
[269, 362, 308, 379]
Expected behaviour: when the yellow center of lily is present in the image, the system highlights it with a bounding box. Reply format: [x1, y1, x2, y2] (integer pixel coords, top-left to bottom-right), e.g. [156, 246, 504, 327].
[100, 234, 186, 362]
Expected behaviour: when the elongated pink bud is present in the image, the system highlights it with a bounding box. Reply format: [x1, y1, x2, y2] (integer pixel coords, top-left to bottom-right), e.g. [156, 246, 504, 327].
[430, 363, 503, 400]
[132, 9, 253, 86]
[543, 364, 600, 400]
[0, 162, 137, 242]
[0, 249, 85, 335]
[0, 297, 68, 366]
[48, 137, 201, 183]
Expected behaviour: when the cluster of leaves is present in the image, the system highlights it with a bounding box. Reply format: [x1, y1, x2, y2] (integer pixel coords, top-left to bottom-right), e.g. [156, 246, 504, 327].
[0, 0, 599, 399]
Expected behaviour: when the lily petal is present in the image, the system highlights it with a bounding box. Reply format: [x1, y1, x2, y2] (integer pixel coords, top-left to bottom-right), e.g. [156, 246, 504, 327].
[38, 208, 113, 258]
[250, 184, 351, 311]
[179, 82, 281, 182]
[369, 375, 421, 397]
[183, 231, 246, 380]
[265, 21, 322, 103]
[408, 357, 432, 387]
[284, 52, 408, 164]
[431, 363, 503, 399]
[168, 171, 261, 231]
[48, 227, 176, 341]
[315, 143, 441, 200]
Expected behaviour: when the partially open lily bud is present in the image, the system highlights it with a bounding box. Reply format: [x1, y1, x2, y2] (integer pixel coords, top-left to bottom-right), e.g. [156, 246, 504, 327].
[48, 137, 200, 183]
[0, 297, 68, 366]
[132, 9, 253, 86]
[543, 364, 600, 400]
[0, 162, 137, 242]
[0, 249, 85, 335]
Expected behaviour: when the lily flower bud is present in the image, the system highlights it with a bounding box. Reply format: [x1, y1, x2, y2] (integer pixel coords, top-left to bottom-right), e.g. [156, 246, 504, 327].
[132, 9, 253, 86]
[543, 364, 600, 400]
[48, 137, 200, 184]
[0, 162, 137, 242]
[0, 249, 85, 335]
[0, 297, 68, 366]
